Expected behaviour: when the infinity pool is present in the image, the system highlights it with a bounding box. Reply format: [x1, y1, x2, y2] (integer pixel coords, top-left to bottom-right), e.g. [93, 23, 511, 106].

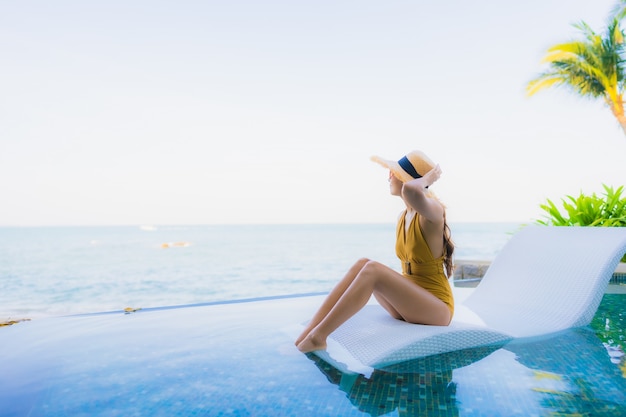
[1, 287, 626, 416]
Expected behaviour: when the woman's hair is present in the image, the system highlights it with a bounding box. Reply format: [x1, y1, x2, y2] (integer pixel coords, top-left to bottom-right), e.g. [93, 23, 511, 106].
[428, 191, 455, 277]
[443, 211, 455, 278]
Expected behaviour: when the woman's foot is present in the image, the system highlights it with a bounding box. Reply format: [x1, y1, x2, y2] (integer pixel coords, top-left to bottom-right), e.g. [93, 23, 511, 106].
[296, 332, 327, 353]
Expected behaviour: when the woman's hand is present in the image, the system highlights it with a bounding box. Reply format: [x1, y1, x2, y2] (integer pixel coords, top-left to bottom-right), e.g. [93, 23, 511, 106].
[405, 164, 441, 190]
[421, 164, 442, 188]
[401, 164, 444, 222]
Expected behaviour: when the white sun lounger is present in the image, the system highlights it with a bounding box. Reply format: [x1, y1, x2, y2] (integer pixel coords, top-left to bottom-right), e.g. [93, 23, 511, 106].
[320, 226, 626, 370]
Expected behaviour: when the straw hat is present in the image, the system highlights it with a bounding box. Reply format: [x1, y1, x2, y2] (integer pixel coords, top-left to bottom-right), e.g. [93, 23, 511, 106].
[370, 150, 436, 183]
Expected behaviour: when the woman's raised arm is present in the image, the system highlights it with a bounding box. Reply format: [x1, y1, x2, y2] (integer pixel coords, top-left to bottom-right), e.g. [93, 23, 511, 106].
[400, 165, 444, 223]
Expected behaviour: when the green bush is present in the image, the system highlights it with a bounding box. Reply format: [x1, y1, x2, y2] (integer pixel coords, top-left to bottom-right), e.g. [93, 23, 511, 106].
[536, 184, 626, 261]
[537, 184, 626, 227]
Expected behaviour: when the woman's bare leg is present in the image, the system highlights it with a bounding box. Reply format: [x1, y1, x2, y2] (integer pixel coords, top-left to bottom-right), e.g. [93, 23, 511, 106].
[374, 292, 403, 320]
[295, 258, 370, 346]
[296, 260, 451, 353]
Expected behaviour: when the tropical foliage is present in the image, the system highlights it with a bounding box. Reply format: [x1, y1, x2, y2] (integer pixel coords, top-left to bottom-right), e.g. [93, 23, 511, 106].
[527, 10, 626, 134]
[537, 184, 626, 227]
[536, 185, 626, 261]
[612, 0, 626, 22]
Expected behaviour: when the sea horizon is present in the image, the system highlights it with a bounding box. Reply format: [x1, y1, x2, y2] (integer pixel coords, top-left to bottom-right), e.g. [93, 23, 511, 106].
[0, 220, 528, 228]
[1, 222, 522, 319]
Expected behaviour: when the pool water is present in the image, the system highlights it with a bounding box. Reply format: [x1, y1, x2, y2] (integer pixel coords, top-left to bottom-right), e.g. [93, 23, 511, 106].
[1, 289, 626, 417]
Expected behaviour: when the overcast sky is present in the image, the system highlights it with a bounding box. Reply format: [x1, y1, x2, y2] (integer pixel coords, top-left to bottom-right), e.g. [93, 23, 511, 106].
[1, 0, 624, 226]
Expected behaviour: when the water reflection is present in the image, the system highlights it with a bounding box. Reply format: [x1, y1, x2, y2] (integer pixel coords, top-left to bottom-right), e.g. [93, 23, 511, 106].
[309, 328, 626, 416]
[506, 328, 626, 416]
[308, 346, 498, 416]
[591, 293, 626, 370]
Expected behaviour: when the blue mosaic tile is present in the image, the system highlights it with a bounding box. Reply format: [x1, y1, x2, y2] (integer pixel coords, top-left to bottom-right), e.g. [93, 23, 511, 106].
[1, 293, 626, 416]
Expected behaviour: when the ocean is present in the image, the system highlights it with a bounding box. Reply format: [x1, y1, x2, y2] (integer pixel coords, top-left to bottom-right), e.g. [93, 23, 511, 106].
[0, 223, 522, 319]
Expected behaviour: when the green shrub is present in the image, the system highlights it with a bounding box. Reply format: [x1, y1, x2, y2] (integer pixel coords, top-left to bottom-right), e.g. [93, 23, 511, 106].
[536, 184, 626, 261]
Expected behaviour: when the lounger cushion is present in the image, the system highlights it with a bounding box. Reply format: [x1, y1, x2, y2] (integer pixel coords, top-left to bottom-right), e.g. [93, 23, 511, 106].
[320, 226, 626, 368]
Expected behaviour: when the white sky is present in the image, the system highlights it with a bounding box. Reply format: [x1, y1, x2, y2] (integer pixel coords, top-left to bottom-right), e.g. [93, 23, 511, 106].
[1, 0, 625, 226]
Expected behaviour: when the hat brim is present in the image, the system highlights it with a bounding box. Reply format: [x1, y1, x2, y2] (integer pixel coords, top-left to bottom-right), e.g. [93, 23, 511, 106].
[370, 155, 414, 183]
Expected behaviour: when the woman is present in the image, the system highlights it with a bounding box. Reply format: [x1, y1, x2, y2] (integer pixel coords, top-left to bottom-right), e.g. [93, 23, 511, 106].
[296, 150, 455, 353]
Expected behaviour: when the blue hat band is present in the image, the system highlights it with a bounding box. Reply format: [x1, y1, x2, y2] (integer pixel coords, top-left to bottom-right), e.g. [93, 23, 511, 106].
[398, 156, 422, 179]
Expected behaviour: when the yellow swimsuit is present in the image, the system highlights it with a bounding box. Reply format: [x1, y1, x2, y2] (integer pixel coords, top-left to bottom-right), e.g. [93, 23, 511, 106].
[395, 211, 454, 319]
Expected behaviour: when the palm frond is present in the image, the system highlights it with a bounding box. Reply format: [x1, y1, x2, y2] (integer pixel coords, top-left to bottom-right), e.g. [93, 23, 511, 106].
[528, 19, 626, 98]
[610, 1, 626, 24]
[526, 76, 563, 96]
[541, 50, 579, 64]
[572, 21, 597, 39]
[611, 19, 625, 44]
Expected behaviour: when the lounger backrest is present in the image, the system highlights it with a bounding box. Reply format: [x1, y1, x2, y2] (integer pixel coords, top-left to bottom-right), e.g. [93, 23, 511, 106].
[463, 226, 626, 338]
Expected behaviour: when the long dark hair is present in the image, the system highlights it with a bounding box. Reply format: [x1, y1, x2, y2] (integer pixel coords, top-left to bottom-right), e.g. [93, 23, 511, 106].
[443, 211, 455, 277]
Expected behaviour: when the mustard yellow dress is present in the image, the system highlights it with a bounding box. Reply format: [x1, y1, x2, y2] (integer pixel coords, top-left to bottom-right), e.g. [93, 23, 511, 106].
[395, 211, 454, 318]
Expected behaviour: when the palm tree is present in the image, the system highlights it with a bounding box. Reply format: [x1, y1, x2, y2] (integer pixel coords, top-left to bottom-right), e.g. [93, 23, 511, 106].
[527, 18, 626, 134]
[612, 0, 626, 22]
